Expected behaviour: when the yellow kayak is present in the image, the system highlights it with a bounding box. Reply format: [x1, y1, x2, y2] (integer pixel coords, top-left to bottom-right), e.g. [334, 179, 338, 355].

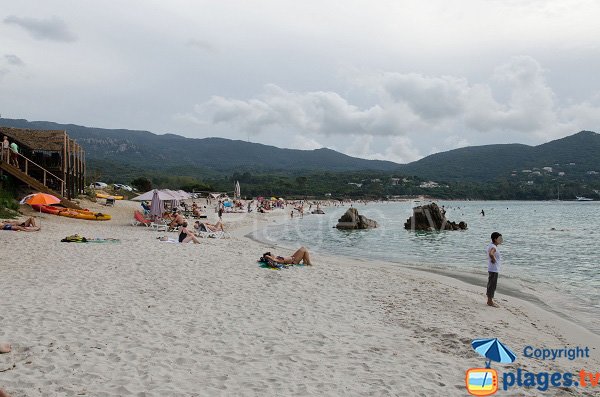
[58, 208, 112, 221]
[96, 193, 124, 200]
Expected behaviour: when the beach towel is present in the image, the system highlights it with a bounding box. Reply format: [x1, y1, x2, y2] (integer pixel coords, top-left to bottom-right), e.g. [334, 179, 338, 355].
[257, 259, 305, 270]
[158, 237, 179, 244]
[61, 234, 120, 243]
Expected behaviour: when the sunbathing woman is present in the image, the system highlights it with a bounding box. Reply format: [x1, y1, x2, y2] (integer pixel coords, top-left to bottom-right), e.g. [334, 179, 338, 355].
[3, 217, 38, 228]
[1, 220, 40, 232]
[178, 222, 200, 244]
[264, 246, 313, 266]
[194, 220, 225, 232]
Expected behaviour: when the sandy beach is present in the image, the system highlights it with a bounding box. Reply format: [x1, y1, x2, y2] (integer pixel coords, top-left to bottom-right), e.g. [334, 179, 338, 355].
[1, 200, 599, 396]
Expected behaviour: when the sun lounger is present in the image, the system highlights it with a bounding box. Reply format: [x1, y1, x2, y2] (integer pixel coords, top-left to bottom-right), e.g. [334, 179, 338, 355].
[132, 211, 152, 227]
[132, 211, 168, 231]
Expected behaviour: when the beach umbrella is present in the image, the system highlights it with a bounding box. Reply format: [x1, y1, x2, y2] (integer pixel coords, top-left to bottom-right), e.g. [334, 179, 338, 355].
[235, 181, 240, 199]
[471, 338, 517, 366]
[26, 193, 61, 206]
[471, 337, 516, 389]
[133, 190, 177, 201]
[19, 193, 36, 205]
[149, 189, 163, 220]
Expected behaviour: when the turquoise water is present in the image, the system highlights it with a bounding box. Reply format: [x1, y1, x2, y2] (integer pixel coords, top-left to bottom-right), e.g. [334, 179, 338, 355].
[252, 201, 600, 333]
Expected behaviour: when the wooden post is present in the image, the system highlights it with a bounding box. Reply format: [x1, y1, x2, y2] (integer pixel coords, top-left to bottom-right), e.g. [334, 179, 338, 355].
[63, 132, 67, 197]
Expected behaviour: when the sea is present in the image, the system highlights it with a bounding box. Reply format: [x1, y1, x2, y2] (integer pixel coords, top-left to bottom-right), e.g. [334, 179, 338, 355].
[251, 200, 600, 334]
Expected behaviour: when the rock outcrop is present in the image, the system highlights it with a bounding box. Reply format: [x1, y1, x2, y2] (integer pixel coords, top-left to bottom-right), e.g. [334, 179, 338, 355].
[404, 203, 467, 231]
[336, 208, 377, 229]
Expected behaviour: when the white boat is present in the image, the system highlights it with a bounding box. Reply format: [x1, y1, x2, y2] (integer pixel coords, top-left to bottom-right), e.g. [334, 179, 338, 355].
[576, 196, 594, 201]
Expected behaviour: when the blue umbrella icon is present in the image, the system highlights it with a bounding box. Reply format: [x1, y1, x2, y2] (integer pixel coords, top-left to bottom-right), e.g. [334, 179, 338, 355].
[471, 338, 517, 389]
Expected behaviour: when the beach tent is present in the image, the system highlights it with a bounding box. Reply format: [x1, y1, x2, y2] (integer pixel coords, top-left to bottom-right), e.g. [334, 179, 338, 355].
[177, 190, 192, 200]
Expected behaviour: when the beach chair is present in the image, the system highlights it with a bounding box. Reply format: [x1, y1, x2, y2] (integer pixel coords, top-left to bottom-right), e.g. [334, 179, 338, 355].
[132, 211, 168, 231]
[105, 197, 115, 207]
[151, 221, 168, 232]
[132, 211, 152, 227]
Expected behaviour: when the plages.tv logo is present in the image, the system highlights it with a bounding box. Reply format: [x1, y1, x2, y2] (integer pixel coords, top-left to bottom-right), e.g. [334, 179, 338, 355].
[465, 338, 517, 396]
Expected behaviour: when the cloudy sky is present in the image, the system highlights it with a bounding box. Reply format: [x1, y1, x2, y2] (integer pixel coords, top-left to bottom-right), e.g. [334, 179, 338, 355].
[2, 0, 600, 163]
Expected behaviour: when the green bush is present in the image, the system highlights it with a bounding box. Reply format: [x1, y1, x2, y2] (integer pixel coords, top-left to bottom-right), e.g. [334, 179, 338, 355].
[0, 189, 19, 218]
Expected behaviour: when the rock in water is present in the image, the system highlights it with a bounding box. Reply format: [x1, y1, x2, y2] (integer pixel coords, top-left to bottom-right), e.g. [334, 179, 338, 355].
[404, 203, 467, 231]
[336, 208, 378, 229]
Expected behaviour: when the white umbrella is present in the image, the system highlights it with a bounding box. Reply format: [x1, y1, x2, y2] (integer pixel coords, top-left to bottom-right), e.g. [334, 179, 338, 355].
[235, 181, 241, 199]
[177, 190, 191, 200]
[133, 189, 178, 201]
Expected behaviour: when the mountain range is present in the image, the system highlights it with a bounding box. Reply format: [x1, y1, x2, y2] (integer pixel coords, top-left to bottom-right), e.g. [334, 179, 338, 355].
[1, 118, 598, 182]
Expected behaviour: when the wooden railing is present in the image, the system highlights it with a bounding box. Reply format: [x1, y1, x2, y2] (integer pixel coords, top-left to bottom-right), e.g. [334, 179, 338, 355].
[1, 148, 65, 196]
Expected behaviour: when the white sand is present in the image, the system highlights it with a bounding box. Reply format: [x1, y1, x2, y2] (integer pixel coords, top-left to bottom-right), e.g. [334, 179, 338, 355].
[1, 200, 599, 396]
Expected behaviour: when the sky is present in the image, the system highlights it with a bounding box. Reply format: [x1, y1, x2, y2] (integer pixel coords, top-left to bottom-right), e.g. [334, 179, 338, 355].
[1, 0, 600, 164]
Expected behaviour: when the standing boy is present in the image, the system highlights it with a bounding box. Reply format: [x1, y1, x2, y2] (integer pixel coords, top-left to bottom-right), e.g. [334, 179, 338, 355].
[486, 232, 503, 307]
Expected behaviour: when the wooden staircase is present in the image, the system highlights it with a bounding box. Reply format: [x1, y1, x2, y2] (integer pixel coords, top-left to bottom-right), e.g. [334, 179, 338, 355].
[0, 154, 82, 210]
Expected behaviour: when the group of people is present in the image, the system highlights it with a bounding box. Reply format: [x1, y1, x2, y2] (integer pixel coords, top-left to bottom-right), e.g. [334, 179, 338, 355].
[1, 217, 40, 232]
[1, 135, 20, 168]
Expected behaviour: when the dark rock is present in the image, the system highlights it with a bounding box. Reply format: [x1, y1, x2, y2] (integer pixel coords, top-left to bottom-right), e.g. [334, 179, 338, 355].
[404, 203, 467, 231]
[336, 208, 377, 229]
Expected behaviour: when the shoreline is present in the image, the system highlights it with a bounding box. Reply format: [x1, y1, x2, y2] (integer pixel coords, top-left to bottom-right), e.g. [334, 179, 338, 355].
[247, 206, 600, 338]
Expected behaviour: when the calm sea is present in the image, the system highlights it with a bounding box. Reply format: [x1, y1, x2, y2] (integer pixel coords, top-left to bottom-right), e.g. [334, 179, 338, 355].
[252, 201, 600, 334]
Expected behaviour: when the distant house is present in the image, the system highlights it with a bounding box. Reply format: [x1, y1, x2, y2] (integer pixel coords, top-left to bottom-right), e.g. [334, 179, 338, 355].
[531, 171, 542, 176]
[522, 169, 532, 173]
[371, 179, 381, 183]
[587, 171, 599, 175]
[348, 182, 362, 188]
[419, 181, 439, 188]
[558, 172, 565, 176]
[526, 181, 534, 185]
[569, 162, 576, 166]
[543, 167, 553, 172]
[324, 193, 332, 197]
[390, 178, 401, 185]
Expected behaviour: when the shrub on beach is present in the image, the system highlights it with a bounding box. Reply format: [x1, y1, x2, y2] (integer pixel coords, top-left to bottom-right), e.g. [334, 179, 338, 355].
[0, 189, 19, 219]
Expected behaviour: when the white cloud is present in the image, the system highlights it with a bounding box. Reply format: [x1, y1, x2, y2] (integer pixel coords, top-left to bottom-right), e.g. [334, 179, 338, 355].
[2, 2, 600, 163]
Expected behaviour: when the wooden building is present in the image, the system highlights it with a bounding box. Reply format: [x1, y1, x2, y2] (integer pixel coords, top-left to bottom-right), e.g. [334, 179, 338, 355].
[0, 127, 85, 201]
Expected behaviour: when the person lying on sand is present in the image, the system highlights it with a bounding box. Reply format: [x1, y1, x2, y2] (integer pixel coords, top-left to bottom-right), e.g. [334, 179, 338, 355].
[1, 220, 40, 232]
[263, 246, 313, 266]
[3, 217, 38, 228]
[0, 388, 11, 397]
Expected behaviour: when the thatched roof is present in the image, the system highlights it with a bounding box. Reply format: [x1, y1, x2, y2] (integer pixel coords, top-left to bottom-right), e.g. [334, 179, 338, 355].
[0, 127, 81, 152]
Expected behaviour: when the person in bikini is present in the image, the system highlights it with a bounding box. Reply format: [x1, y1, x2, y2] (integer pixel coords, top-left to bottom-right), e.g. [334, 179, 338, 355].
[1, 218, 40, 231]
[263, 246, 313, 266]
[194, 220, 225, 232]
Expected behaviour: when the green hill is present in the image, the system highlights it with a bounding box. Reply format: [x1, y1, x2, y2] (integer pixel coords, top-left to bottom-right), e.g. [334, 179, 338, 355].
[0, 118, 400, 176]
[402, 131, 600, 182]
[1, 118, 598, 184]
